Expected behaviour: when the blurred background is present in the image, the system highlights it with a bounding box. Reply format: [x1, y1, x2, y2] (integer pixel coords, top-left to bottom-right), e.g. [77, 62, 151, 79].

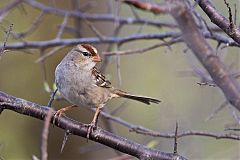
[0, 0, 239, 159]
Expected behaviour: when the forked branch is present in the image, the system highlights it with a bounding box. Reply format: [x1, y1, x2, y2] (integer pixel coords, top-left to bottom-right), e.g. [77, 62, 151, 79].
[0, 91, 186, 160]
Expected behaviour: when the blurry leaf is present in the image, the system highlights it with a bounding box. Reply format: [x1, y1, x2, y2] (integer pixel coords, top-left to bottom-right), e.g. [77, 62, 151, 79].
[32, 155, 40, 160]
[43, 81, 51, 93]
[146, 140, 159, 148]
[53, 82, 57, 91]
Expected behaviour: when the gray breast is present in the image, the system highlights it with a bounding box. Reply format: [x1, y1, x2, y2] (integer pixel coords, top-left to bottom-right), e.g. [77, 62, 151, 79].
[55, 62, 103, 107]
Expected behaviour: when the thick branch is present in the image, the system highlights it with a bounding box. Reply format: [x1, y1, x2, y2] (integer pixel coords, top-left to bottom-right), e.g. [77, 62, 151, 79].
[0, 91, 186, 160]
[196, 0, 240, 44]
[169, 0, 240, 111]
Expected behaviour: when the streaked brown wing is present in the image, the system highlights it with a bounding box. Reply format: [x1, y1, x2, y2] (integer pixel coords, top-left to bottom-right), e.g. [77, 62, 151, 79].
[92, 67, 112, 88]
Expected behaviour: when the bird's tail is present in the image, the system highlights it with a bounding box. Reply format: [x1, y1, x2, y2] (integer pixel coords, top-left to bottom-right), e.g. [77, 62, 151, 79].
[114, 89, 161, 105]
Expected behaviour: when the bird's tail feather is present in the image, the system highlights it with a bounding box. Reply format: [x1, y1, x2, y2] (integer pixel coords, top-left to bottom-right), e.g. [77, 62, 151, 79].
[114, 89, 161, 105]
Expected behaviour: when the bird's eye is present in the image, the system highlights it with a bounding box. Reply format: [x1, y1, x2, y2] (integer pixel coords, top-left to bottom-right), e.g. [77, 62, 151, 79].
[82, 51, 90, 57]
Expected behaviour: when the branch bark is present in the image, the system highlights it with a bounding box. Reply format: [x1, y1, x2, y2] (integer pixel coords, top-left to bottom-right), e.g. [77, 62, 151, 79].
[1, 32, 239, 50]
[0, 91, 186, 160]
[168, 0, 240, 111]
[196, 0, 240, 44]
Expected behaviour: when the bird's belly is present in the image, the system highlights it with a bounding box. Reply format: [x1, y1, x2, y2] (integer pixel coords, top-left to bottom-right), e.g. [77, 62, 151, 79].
[55, 65, 110, 108]
[57, 80, 110, 108]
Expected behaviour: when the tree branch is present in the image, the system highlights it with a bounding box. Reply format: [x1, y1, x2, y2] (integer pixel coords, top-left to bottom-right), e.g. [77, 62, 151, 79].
[130, 127, 240, 140]
[168, 0, 240, 111]
[196, 0, 240, 44]
[1, 32, 239, 50]
[23, 0, 172, 28]
[0, 0, 23, 17]
[2, 32, 179, 49]
[0, 91, 186, 160]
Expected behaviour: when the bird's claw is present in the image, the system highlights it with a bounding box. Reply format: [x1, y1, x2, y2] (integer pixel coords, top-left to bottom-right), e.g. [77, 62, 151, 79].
[84, 121, 97, 140]
[53, 109, 65, 126]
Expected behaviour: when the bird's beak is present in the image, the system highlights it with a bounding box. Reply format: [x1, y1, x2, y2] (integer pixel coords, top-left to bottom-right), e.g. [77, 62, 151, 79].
[92, 54, 102, 62]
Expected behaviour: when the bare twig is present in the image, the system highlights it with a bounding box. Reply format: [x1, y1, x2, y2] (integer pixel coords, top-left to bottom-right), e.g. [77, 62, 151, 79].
[223, 0, 235, 32]
[14, 11, 44, 38]
[0, 0, 23, 22]
[35, 45, 66, 63]
[0, 23, 13, 57]
[131, 127, 240, 140]
[103, 38, 181, 56]
[97, 107, 240, 140]
[1, 31, 239, 50]
[23, 0, 173, 28]
[123, 0, 170, 14]
[116, 45, 121, 86]
[173, 122, 178, 154]
[228, 105, 240, 125]
[83, 19, 106, 40]
[39, 49, 48, 85]
[0, 32, 179, 49]
[61, 130, 71, 153]
[22, 0, 224, 34]
[206, 101, 229, 121]
[225, 128, 240, 131]
[233, 3, 237, 25]
[40, 109, 54, 160]
[47, 88, 58, 108]
[56, 13, 69, 39]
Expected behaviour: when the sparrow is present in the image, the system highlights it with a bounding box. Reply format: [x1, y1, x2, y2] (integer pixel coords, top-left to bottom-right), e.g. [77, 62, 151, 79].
[54, 44, 161, 138]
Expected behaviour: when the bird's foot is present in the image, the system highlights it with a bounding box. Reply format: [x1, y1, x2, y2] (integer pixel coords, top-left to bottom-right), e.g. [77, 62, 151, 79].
[52, 105, 76, 126]
[53, 108, 66, 126]
[83, 121, 97, 140]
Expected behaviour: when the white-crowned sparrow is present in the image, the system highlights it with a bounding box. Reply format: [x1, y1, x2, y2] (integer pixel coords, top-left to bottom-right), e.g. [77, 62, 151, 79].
[55, 44, 161, 138]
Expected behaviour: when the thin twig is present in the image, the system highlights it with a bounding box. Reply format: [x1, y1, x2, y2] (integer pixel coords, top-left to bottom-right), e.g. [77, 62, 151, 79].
[1, 31, 240, 50]
[173, 122, 178, 154]
[39, 49, 48, 85]
[47, 88, 58, 108]
[233, 3, 237, 25]
[0, 0, 23, 22]
[24, 0, 172, 28]
[83, 19, 106, 40]
[40, 109, 54, 160]
[14, 11, 45, 38]
[97, 108, 240, 140]
[131, 128, 240, 140]
[205, 101, 229, 121]
[35, 45, 66, 63]
[61, 130, 71, 153]
[223, 0, 235, 32]
[56, 13, 69, 39]
[123, 0, 170, 14]
[0, 24, 13, 57]
[116, 45, 122, 86]
[103, 38, 181, 56]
